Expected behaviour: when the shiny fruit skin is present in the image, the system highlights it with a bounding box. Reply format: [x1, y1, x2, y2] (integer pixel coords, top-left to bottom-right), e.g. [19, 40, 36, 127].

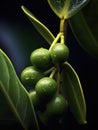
[51, 43, 69, 63]
[30, 48, 51, 69]
[21, 66, 44, 86]
[46, 94, 68, 117]
[29, 89, 40, 109]
[35, 77, 57, 101]
[39, 94, 68, 126]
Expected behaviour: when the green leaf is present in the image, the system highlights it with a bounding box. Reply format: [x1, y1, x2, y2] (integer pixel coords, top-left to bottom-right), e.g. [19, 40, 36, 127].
[48, 0, 89, 19]
[21, 5, 55, 45]
[0, 49, 39, 130]
[69, 0, 98, 59]
[0, 91, 15, 119]
[61, 62, 86, 124]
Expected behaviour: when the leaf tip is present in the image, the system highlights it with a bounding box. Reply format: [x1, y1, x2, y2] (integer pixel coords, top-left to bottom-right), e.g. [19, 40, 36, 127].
[21, 5, 25, 11]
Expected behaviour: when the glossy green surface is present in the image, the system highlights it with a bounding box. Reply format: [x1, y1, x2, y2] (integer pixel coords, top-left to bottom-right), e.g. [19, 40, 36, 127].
[51, 43, 69, 63]
[21, 66, 44, 86]
[30, 48, 52, 69]
[35, 77, 57, 100]
[46, 94, 68, 116]
[29, 89, 40, 109]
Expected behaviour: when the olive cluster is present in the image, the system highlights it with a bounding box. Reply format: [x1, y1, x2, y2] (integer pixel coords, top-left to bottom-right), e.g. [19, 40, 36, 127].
[21, 42, 69, 125]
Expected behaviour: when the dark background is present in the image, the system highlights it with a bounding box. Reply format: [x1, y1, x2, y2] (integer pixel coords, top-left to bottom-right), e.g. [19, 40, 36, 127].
[0, 0, 98, 130]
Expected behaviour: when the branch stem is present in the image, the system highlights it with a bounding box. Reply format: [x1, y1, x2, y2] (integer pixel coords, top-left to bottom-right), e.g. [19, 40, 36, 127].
[49, 68, 56, 79]
[49, 32, 63, 50]
[60, 18, 67, 44]
[43, 67, 55, 75]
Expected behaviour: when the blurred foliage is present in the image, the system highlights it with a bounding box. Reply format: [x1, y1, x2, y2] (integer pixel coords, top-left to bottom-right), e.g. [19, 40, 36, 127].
[69, 0, 98, 59]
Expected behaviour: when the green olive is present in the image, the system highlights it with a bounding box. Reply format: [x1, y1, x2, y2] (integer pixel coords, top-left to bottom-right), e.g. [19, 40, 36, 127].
[35, 77, 57, 101]
[30, 89, 46, 111]
[30, 48, 52, 69]
[21, 66, 44, 86]
[39, 94, 68, 125]
[51, 43, 69, 63]
[46, 94, 68, 117]
[29, 89, 40, 109]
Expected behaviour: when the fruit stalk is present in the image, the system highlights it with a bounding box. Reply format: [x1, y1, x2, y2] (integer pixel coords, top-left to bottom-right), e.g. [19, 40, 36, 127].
[49, 68, 57, 79]
[49, 32, 63, 50]
[43, 67, 55, 75]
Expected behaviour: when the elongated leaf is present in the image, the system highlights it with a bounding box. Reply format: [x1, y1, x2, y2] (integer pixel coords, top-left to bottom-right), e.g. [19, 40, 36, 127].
[69, 0, 98, 58]
[0, 91, 15, 119]
[61, 62, 86, 124]
[48, 0, 89, 19]
[21, 6, 55, 45]
[0, 49, 39, 130]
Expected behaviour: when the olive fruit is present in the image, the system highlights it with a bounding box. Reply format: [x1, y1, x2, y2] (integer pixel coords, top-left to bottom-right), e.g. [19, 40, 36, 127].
[30, 89, 46, 111]
[29, 89, 40, 109]
[21, 66, 44, 86]
[35, 77, 57, 101]
[46, 94, 68, 117]
[30, 48, 51, 69]
[50, 43, 69, 63]
[39, 94, 68, 125]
